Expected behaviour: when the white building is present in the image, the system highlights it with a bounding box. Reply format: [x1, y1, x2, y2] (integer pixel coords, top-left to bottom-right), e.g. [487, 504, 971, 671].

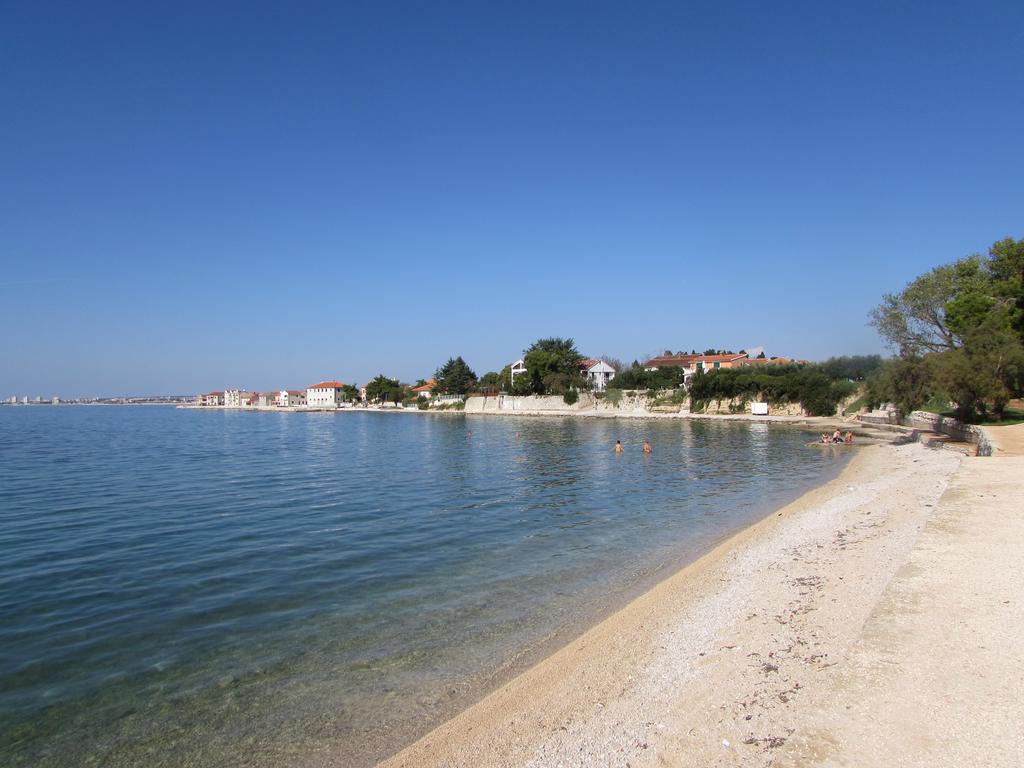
[307, 381, 346, 407]
[411, 379, 438, 400]
[278, 389, 307, 407]
[255, 392, 277, 407]
[508, 359, 528, 387]
[580, 359, 617, 391]
[224, 389, 255, 408]
[201, 391, 224, 406]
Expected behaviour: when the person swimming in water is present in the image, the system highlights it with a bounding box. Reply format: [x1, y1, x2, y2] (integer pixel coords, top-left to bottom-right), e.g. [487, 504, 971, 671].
[642, 440, 652, 454]
[614, 440, 623, 453]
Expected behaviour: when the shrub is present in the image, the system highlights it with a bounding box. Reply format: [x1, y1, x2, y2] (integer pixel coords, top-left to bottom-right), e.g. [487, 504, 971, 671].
[563, 389, 578, 405]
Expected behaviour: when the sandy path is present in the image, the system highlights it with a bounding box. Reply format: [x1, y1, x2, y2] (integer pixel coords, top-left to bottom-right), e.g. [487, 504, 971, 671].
[777, 454, 1024, 767]
[984, 422, 1024, 456]
[377, 442, 978, 767]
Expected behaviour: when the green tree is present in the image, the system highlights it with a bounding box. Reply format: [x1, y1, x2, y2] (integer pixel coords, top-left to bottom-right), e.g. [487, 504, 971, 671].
[818, 355, 885, 381]
[864, 358, 933, 415]
[340, 384, 359, 402]
[870, 237, 1024, 420]
[478, 371, 501, 389]
[434, 356, 478, 395]
[870, 257, 984, 356]
[521, 337, 584, 395]
[364, 375, 404, 404]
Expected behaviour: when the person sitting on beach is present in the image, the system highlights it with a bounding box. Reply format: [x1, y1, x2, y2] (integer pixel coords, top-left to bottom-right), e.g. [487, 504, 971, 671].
[845, 431, 854, 444]
[642, 440, 652, 454]
[832, 429, 843, 443]
[614, 440, 623, 453]
[821, 433, 831, 444]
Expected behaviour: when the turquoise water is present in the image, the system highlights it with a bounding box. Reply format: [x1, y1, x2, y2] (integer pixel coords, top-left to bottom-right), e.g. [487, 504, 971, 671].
[0, 406, 849, 767]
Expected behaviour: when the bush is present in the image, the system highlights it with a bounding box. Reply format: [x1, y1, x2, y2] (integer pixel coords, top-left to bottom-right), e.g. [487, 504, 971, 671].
[563, 389, 578, 405]
[687, 362, 859, 416]
[605, 388, 623, 406]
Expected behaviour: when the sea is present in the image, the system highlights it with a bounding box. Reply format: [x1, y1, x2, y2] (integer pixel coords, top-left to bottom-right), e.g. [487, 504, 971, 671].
[0, 405, 851, 767]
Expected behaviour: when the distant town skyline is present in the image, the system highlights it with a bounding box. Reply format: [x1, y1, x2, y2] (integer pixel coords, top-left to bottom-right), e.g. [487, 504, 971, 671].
[3, 2, 1022, 398]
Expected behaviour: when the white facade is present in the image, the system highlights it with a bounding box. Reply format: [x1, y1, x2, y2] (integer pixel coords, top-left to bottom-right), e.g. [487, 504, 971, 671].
[278, 390, 307, 407]
[224, 389, 254, 408]
[508, 359, 527, 387]
[307, 382, 345, 407]
[583, 360, 617, 391]
[255, 392, 277, 407]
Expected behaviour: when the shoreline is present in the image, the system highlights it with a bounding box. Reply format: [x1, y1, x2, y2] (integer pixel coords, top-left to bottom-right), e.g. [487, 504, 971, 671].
[374, 436, 1019, 767]
[178, 403, 908, 441]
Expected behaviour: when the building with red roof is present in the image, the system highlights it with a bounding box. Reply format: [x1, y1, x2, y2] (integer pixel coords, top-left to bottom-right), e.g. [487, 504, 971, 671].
[307, 381, 348, 407]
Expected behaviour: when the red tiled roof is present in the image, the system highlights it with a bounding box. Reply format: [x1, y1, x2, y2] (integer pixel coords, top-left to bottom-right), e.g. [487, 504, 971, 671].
[579, 358, 601, 368]
[697, 354, 748, 363]
[739, 356, 792, 366]
[308, 381, 345, 389]
[645, 353, 749, 368]
[643, 354, 700, 368]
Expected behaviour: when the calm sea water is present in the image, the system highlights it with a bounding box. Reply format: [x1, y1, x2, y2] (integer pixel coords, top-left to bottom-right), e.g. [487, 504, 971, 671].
[0, 406, 849, 767]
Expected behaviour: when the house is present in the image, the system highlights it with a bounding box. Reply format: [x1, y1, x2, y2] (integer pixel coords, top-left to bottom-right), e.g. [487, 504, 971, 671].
[642, 353, 751, 389]
[224, 389, 255, 408]
[644, 353, 750, 372]
[508, 359, 528, 387]
[412, 379, 438, 399]
[737, 356, 793, 368]
[643, 353, 701, 371]
[307, 381, 347, 407]
[201, 391, 224, 406]
[255, 392, 277, 407]
[359, 382, 372, 401]
[278, 389, 307, 407]
[691, 353, 749, 372]
[579, 359, 616, 391]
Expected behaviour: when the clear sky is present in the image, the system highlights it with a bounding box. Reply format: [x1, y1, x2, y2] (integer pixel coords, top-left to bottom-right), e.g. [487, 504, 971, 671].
[2, 1, 1022, 397]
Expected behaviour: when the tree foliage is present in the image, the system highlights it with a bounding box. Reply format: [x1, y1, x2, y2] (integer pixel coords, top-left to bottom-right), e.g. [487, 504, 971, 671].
[869, 237, 1024, 421]
[607, 363, 685, 391]
[686, 364, 856, 417]
[434, 356, 478, 395]
[364, 375, 406, 404]
[818, 355, 885, 381]
[520, 337, 584, 395]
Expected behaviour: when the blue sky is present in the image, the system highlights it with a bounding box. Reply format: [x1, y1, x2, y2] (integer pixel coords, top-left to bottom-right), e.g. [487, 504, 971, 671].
[2, 1, 1022, 397]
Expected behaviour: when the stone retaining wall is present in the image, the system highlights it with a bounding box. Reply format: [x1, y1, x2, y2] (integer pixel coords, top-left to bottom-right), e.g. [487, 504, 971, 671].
[906, 411, 994, 456]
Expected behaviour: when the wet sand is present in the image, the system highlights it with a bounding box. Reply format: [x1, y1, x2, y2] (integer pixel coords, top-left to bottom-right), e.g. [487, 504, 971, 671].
[376, 438, 1024, 767]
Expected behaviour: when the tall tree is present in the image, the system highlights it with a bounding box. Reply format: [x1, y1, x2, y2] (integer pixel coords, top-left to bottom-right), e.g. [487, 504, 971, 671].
[869, 257, 984, 355]
[434, 356, 478, 395]
[364, 375, 404, 404]
[521, 337, 584, 395]
[870, 237, 1024, 420]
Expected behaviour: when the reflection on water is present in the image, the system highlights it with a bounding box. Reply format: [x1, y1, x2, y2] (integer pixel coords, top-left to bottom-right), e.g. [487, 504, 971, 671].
[0, 407, 849, 767]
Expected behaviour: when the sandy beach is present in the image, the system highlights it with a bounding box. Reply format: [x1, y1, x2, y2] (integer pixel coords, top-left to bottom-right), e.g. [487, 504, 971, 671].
[377, 429, 1024, 767]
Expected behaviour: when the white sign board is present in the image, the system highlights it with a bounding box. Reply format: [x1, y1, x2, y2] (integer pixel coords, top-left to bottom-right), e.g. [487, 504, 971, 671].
[751, 402, 769, 416]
